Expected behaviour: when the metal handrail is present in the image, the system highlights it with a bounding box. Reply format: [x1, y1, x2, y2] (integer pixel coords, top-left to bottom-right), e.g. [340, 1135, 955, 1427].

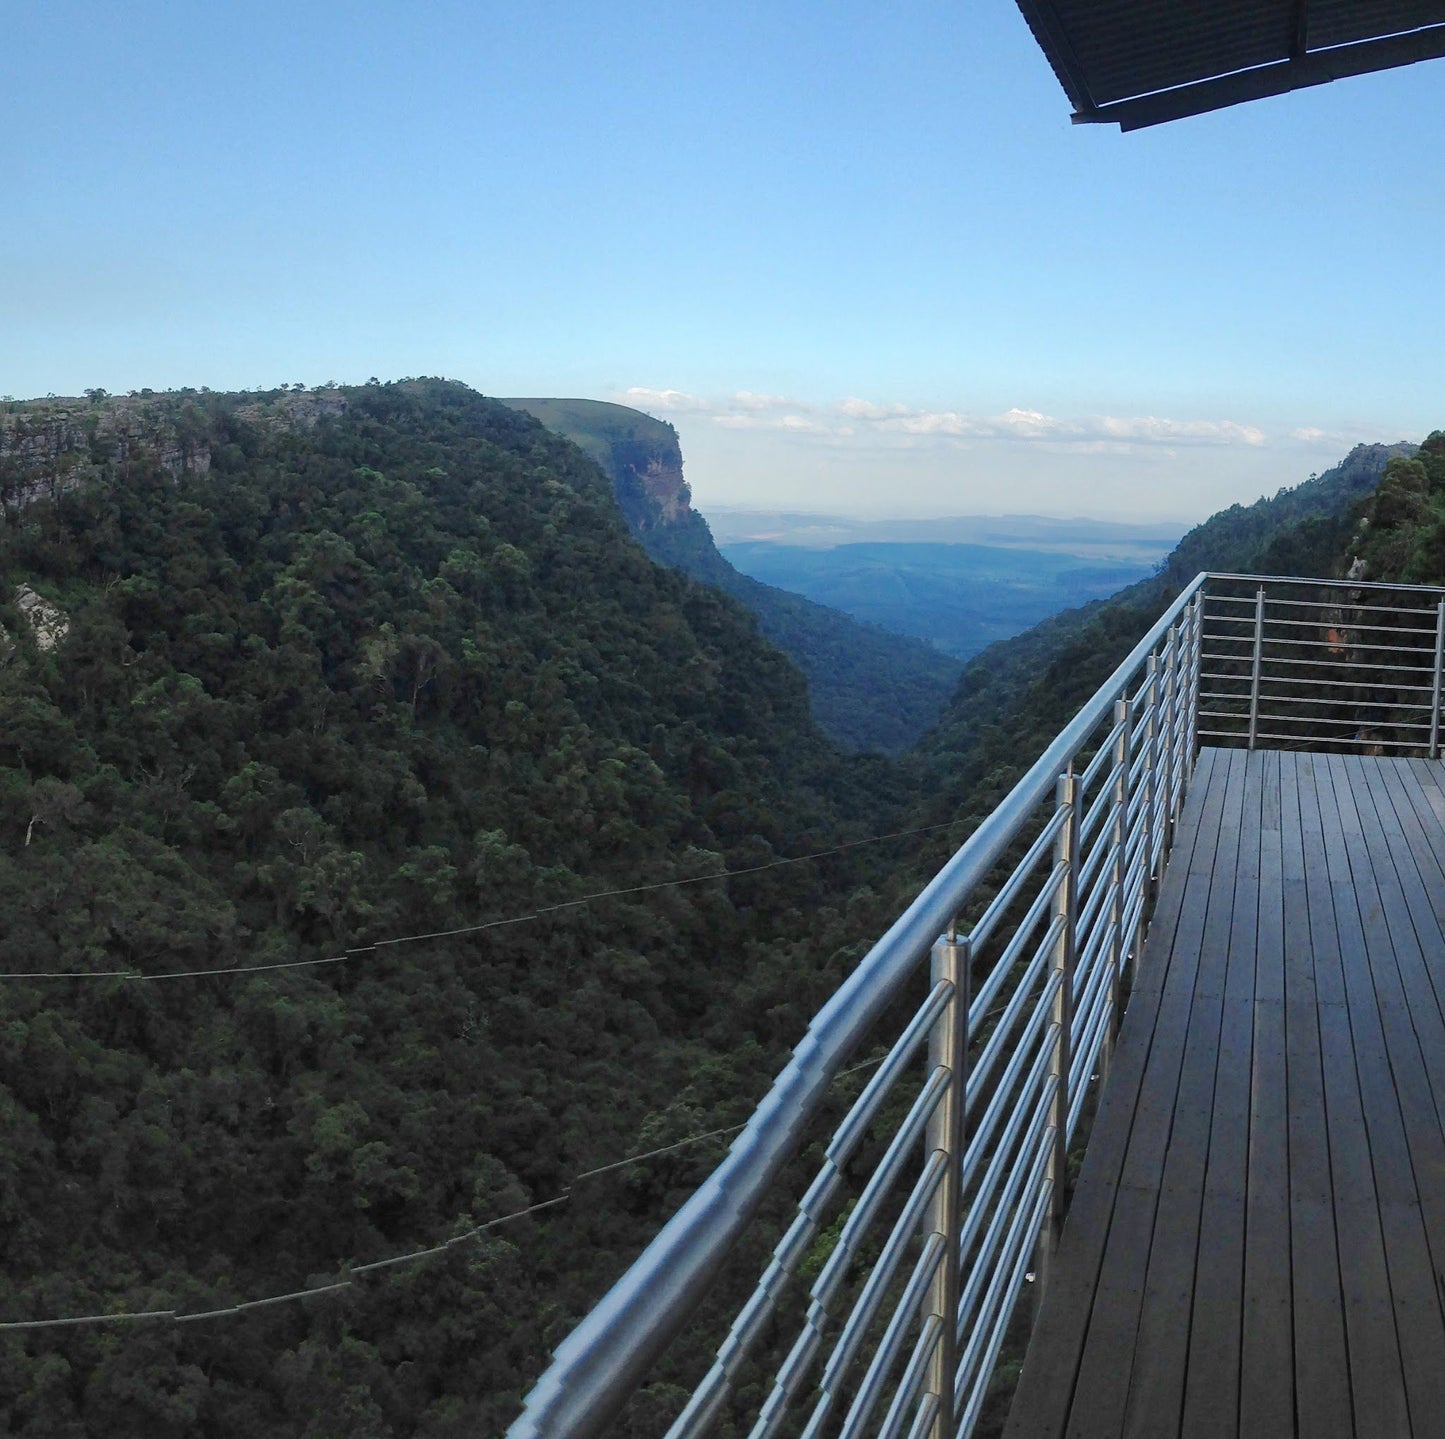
[509, 570, 1445, 1439]
[507, 571, 1207, 1439]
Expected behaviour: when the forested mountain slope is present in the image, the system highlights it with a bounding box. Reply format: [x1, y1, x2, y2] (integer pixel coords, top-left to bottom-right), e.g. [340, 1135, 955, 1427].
[0, 381, 910, 1437]
[911, 440, 1415, 825]
[503, 399, 962, 753]
[1338, 432, 1445, 584]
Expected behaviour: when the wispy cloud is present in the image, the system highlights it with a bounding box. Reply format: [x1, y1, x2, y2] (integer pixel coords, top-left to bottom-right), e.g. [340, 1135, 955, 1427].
[620, 386, 714, 413]
[621, 387, 1279, 451]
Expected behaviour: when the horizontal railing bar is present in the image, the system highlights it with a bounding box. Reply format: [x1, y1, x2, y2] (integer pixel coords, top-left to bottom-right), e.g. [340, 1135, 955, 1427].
[814, 1070, 950, 1308]
[1210, 672, 1434, 693]
[955, 1100, 1054, 1350]
[1069, 1003, 1113, 1142]
[955, 1130, 1053, 1380]
[1254, 653, 1431, 674]
[1259, 595, 1439, 616]
[968, 869, 1065, 1027]
[956, 1173, 1053, 1435]
[967, 813, 1067, 957]
[1068, 937, 1114, 1059]
[958, 1075, 1055, 1273]
[1071, 966, 1111, 1089]
[834, 1231, 948, 1439]
[905, 1391, 938, 1439]
[961, 998, 1060, 1190]
[1079, 779, 1115, 847]
[875, 1312, 942, 1439]
[1073, 902, 1116, 1011]
[1077, 814, 1115, 893]
[1075, 857, 1115, 945]
[1252, 711, 1431, 732]
[1262, 673, 1434, 692]
[1128, 747, 1148, 791]
[829, 982, 953, 1164]
[1079, 720, 1125, 791]
[1259, 613, 1437, 637]
[968, 922, 1061, 1106]
[820, 1156, 949, 1409]
[1257, 634, 1435, 656]
[1204, 570, 1445, 597]
[1249, 730, 1430, 749]
[1120, 873, 1147, 953]
[1253, 693, 1430, 712]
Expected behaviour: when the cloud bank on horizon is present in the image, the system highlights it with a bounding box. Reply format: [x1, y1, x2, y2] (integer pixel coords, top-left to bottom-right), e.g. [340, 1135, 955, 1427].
[621, 386, 1383, 455]
[618, 387, 1418, 523]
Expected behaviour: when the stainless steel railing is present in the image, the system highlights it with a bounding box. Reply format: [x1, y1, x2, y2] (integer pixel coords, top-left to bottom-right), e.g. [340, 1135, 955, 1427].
[1197, 573, 1445, 755]
[509, 569, 1445, 1439]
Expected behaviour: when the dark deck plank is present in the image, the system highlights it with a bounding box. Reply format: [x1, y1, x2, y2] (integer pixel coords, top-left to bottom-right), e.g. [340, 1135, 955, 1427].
[1238, 754, 1294, 1437]
[1009, 750, 1445, 1438]
[1005, 747, 1229, 1438]
[1303, 753, 1411, 1438]
[1075, 757, 1242, 1433]
[1177, 752, 1261, 1439]
[1328, 757, 1445, 1425]
[1064, 751, 1245, 1438]
[1280, 753, 1354, 1439]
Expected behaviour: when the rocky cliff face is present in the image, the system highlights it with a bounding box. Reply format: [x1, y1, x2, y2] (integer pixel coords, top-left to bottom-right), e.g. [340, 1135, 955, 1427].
[0, 400, 212, 513]
[0, 389, 349, 517]
[504, 397, 963, 752]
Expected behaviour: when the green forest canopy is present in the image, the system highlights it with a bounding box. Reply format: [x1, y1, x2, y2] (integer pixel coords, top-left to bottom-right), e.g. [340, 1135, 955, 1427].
[0, 379, 1435, 1436]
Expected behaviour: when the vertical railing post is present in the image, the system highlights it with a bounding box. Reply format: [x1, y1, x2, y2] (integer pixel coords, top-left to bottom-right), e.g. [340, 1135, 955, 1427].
[1247, 585, 1266, 751]
[922, 929, 969, 1439]
[1162, 624, 1179, 848]
[1142, 651, 1159, 898]
[1187, 590, 1204, 775]
[1106, 693, 1130, 1074]
[1043, 768, 1078, 1257]
[1431, 598, 1445, 761]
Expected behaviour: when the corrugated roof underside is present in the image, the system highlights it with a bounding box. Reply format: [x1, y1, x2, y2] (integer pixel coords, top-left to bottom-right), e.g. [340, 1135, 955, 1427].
[1308, 0, 1445, 45]
[1054, 0, 1298, 104]
[1026, 0, 1445, 112]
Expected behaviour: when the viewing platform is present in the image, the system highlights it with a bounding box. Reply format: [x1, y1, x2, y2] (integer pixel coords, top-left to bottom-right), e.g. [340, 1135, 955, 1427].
[1008, 746, 1445, 1437]
[511, 572, 1445, 1439]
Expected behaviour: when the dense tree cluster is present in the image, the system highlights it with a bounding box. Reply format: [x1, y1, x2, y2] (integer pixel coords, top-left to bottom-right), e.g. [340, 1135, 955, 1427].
[0, 381, 910, 1436]
[1346, 433, 1445, 583]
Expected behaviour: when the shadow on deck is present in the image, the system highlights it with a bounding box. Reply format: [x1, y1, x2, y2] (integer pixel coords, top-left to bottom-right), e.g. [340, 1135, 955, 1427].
[1007, 747, 1445, 1438]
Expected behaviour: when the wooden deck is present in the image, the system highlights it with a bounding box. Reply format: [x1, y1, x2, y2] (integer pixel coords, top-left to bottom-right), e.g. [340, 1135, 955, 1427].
[1006, 747, 1445, 1439]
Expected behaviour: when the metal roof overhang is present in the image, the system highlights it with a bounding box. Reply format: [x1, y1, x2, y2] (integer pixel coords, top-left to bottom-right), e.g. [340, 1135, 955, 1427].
[1014, 1, 1445, 128]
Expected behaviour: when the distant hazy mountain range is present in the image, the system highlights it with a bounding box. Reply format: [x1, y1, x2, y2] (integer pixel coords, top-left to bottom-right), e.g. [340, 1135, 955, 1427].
[706, 509, 1184, 563]
[718, 537, 1168, 662]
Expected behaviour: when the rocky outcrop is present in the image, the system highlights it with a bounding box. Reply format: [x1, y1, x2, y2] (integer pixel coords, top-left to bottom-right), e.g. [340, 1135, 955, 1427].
[0, 584, 69, 663]
[0, 388, 348, 520]
[0, 398, 212, 515]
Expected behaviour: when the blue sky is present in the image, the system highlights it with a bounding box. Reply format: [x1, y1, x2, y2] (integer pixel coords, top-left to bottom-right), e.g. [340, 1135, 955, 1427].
[5, 1, 1443, 520]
